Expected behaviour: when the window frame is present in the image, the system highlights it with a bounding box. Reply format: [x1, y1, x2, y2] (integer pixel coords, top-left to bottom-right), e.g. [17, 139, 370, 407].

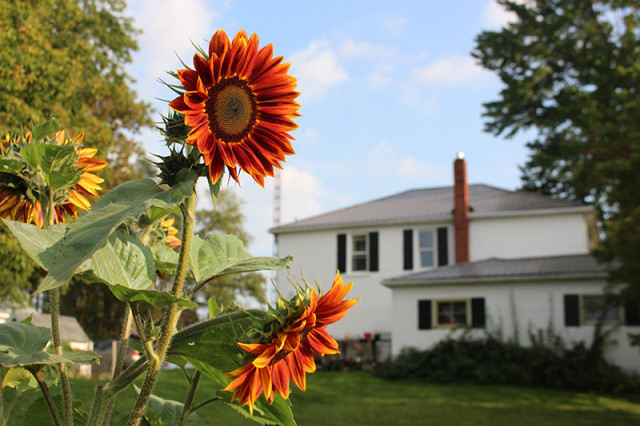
[416, 228, 437, 269]
[351, 234, 368, 272]
[433, 299, 470, 328]
[580, 294, 622, 326]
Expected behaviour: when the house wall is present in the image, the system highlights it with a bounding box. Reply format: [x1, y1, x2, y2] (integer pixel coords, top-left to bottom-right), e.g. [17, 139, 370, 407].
[389, 278, 640, 373]
[469, 211, 590, 260]
[277, 224, 450, 339]
[275, 209, 590, 341]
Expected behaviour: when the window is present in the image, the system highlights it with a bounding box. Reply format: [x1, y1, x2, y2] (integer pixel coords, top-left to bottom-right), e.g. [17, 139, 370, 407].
[418, 298, 485, 330]
[337, 232, 379, 273]
[352, 234, 368, 271]
[581, 295, 621, 325]
[435, 300, 468, 327]
[564, 294, 638, 326]
[403, 227, 449, 271]
[418, 230, 435, 268]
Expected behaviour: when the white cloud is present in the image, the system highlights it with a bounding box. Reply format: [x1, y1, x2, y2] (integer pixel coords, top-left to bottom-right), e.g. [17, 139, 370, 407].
[280, 167, 328, 223]
[339, 39, 388, 60]
[127, 0, 220, 100]
[397, 157, 447, 181]
[383, 17, 407, 36]
[290, 39, 349, 100]
[411, 54, 487, 85]
[482, 0, 526, 28]
[367, 141, 396, 171]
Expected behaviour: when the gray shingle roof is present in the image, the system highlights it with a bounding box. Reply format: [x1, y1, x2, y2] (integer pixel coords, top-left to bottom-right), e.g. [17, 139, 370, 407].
[384, 254, 606, 286]
[271, 184, 587, 234]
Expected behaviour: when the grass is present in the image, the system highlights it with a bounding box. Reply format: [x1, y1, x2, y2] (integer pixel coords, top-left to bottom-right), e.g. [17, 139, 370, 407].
[8, 370, 640, 425]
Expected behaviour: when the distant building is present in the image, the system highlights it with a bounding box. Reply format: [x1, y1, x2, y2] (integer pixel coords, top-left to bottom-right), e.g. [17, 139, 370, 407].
[271, 155, 640, 372]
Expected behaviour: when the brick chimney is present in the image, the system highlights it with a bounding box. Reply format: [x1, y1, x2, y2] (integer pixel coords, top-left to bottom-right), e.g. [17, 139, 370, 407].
[453, 152, 470, 263]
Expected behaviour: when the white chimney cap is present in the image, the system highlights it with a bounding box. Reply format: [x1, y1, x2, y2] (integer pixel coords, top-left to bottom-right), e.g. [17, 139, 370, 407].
[457, 152, 465, 160]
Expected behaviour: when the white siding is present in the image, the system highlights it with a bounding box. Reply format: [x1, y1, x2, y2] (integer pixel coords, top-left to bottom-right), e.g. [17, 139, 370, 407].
[469, 211, 590, 261]
[389, 279, 640, 373]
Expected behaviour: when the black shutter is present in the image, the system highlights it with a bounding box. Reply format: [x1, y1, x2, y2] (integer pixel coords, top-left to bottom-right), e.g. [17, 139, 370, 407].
[403, 229, 413, 270]
[471, 297, 485, 328]
[337, 234, 346, 273]
[418, 299, 432, 330]
[624, 302, 640, 326]
[369, 232, 379, 272]
[437, 227, 448, 266]
[564, 294, 580, 326]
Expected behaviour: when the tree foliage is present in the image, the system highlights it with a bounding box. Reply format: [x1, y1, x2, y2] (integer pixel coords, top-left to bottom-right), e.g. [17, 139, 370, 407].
[0, 0, 152, 308]
[473, 0, 640, 299]
[195, 190, 268, 307]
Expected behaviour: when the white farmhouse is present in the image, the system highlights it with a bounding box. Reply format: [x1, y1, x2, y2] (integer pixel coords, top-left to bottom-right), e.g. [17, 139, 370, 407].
[271, 155, 639, 372]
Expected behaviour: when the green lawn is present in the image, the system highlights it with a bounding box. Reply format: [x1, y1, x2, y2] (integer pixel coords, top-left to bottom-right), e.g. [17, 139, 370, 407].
[16, 370, 640, 425]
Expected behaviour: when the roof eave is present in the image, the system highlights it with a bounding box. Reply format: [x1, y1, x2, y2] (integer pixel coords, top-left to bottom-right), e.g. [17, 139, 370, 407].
[382, 271, 607, 288]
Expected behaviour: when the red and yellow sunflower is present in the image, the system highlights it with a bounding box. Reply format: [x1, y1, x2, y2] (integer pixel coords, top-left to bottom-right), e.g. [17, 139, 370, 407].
[0, 130, 107, 227]
[169, 29, 300, 187]
[224, 272, 359, 413]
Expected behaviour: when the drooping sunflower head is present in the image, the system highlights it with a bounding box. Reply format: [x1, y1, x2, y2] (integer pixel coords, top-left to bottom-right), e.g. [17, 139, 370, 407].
[223, 272, 358, 413]
[0, 126, 107, 227]
[169, 29, 300, 187]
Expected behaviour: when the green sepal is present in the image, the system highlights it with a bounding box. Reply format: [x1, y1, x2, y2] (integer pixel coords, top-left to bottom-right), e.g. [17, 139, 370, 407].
[30, 118, 59, 141]
[20, 143, 81, 194]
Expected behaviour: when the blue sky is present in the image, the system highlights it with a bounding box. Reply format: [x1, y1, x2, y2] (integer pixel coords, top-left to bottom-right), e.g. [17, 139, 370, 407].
[125, 0, 529, 256]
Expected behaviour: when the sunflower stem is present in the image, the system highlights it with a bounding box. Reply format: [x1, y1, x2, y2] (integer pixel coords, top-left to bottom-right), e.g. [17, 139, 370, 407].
[127, 194, 197, 426]
[132, 302, 157, 361]
[43, 187, 73, 426]
[30, 368, 63, 426]
[178, 370, 201, 426]
[101, 306, 133, 426]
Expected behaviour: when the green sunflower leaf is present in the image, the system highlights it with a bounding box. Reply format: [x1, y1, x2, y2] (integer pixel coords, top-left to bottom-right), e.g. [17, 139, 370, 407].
[150, 244, 179, 277]
[133, 385, 199, 426]
[1, 220, 68, 270]
[106, 285, 197, 308]
[36, 171, 197, 293]
[189, 233, 292, 285]
[0, 322, 99, 368]
[21, 143, 82, 194]
[82, 230, 156, 291]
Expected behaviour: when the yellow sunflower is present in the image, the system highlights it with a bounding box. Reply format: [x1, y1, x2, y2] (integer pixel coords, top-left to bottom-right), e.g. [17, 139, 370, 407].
[169, 29, 300, 187]
[0, 130, 107, 227]
[161, 216, 181, 248]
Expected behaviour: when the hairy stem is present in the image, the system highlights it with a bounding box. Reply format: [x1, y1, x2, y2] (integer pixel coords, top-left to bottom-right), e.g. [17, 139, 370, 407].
[101, 307, 133, 426]
[179, 370, 201, 426]
[31, 369, 63, 426]
[50, 290, 72, 426]
[43, 188, 72, 426]
[127, 195, 197, 426]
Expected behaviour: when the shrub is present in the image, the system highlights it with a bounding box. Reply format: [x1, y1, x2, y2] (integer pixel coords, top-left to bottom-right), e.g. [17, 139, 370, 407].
[374, 327, 640, 394]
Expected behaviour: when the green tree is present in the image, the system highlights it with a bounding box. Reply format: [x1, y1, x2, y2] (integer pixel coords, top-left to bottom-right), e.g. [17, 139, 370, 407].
[0, 0, 151, 315]
[195, 190, 268, 307]
[472, 0, 640, 300]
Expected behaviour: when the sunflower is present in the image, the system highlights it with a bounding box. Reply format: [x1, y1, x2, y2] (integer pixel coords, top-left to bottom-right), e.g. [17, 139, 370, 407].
[0, 130, 107, 227]
[169, 29, 300, 187]
[224, 272, 359, 413]
[161, 216, 181, 248]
